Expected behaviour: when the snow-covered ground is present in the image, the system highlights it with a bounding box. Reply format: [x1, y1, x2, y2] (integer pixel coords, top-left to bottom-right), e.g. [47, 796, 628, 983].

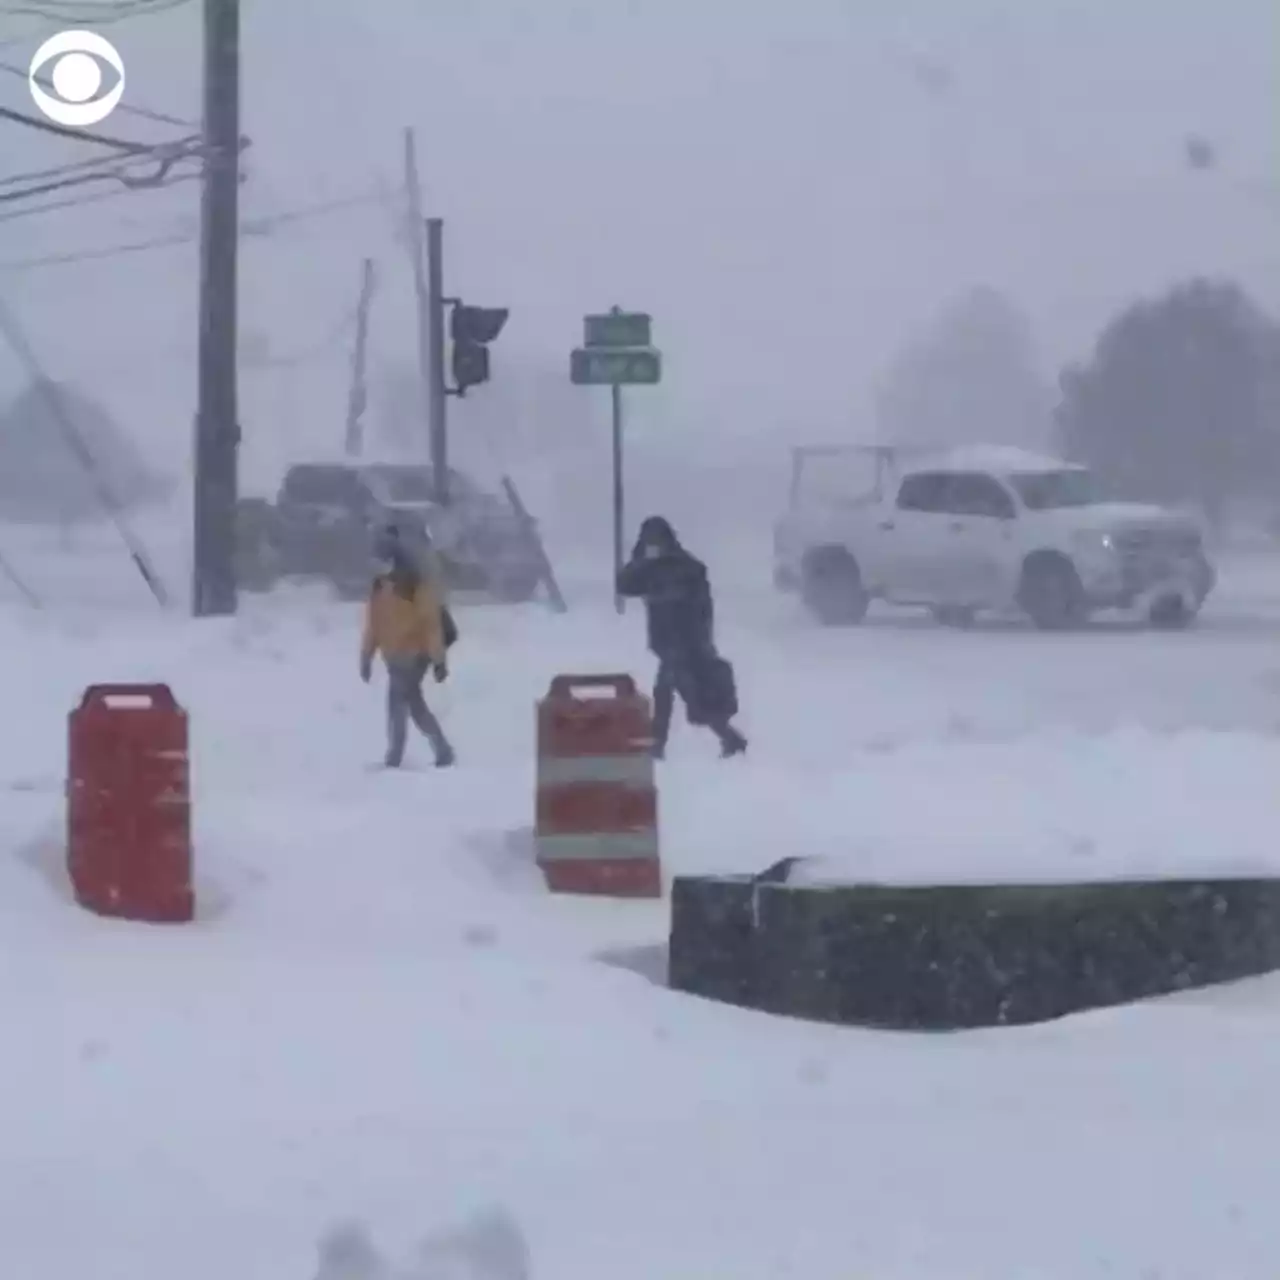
[4, 541, 1280, 1278]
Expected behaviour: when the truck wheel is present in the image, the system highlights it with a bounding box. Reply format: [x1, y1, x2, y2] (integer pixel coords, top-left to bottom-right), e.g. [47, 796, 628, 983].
[1018, 555, 1087, 631]
[801, 547, 868, 626]
[1148, 593, 1197, 630]
[932, 605, 976, 628]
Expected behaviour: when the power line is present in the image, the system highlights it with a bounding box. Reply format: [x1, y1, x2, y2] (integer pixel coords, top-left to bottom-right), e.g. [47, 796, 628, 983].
[0, 290, 168, 605]
[0, 58, 196, 129]
[0, 101, 159, 152]
[0, 166, 196, 221]
[0, 0, 192, 24]
[0, 145, 199, 202]
[0, 188, 394, 271]
[0, 147, 144, 189]
[0, 224, 190, 268]
[0, 136, 202, 191]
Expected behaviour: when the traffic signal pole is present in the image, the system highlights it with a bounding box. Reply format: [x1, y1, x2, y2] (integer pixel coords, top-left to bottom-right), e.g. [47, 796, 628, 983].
[425, 216, 449, 505]
[402, 129, 452, 504]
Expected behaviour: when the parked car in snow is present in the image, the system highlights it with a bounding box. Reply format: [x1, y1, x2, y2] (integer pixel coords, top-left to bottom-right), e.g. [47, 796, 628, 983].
[773, 443, 1216, 630]
[235, 461, 544, 602]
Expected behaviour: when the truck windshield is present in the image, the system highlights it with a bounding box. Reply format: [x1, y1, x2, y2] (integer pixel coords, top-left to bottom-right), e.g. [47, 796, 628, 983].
[1009, 469, 1102, 510]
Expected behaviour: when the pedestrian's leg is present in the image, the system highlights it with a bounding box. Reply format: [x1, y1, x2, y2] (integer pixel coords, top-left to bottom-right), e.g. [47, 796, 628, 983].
[674, 655, 746, 758]
[384, 661, 410, 767]
[710, 717, 748, 757]
[406, 657, 456, 767]
[650, 660, 675, 758]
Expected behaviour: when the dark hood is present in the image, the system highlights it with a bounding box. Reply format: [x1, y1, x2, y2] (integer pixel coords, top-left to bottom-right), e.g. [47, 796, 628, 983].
[637, 515, 681, 553]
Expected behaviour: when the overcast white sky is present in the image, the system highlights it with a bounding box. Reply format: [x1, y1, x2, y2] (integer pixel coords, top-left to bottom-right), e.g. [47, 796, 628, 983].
[0, 0, 1275, 489]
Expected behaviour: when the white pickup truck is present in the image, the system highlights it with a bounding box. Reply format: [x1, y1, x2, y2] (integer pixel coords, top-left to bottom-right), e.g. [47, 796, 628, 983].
[772, 444, 1216, 630]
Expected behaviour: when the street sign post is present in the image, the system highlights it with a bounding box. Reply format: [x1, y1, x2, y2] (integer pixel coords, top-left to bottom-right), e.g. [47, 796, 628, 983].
[569, 306, 663, 612]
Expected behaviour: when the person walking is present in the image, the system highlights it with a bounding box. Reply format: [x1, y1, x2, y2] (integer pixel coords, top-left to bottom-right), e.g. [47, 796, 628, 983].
[359, 523, 456, 769]
[616, 515, 747, 760]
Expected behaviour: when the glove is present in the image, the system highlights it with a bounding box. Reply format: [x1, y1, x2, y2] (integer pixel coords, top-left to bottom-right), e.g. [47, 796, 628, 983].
[433, 660, 448, 684]
[359, 655, 372, 683]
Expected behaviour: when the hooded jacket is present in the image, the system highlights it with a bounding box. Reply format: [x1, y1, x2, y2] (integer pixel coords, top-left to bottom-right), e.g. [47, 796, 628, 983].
[616, 516, 715, 659]
[360, 549, 448, 666]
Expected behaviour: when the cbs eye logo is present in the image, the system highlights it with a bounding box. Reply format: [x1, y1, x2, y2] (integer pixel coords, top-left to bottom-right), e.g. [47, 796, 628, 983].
[28, 30, 125, 128]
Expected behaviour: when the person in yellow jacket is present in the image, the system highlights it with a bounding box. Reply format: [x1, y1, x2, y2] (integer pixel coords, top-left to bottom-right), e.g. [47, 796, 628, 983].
[360, 524, 456, 769]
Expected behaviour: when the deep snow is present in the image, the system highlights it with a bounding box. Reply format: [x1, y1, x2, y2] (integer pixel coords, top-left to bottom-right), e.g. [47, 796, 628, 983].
[4, 548, 1280, 1278]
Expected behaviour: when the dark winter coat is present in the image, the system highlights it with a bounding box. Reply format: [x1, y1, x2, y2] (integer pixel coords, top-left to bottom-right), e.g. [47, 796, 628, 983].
[616, 517, 715, 659]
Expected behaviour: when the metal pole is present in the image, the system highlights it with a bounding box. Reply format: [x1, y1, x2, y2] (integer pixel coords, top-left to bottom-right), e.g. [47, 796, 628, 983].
[343, 257, 376, 457]
[401, 127, 437, 481]
[425, 216, 449, 504]
[611, 380, 625, 614]
[192, 0, 241, 618]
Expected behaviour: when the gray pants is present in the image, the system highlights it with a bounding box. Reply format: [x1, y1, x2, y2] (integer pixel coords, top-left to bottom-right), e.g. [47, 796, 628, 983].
[385, 655, 453, 767]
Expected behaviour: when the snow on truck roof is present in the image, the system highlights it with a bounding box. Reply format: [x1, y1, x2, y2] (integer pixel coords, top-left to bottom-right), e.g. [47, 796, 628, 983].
[907, 444, 1079, 474]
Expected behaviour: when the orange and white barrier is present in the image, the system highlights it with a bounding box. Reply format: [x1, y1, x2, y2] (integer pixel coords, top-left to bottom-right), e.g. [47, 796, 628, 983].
[534, 673, 660, 898]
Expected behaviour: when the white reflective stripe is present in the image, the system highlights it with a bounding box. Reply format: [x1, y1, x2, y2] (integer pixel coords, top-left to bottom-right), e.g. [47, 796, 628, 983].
[535, 830, 659, 862]
[536, 754, 654, 786]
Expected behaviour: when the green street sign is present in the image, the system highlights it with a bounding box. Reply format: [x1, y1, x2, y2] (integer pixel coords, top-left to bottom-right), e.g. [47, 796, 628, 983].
[584, 311, 651, 349]
[570, 346, 662, 386]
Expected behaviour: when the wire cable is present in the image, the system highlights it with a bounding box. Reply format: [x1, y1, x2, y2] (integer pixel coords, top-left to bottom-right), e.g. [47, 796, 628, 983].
[0, 188, 395, 271]
[0, 147, 199, 202]
[0, 290, 168, 605]
[0, 147, 147, 189]
[0, 0, 192, 23]
[0, 101, 159, 151]
[0, 139, 200, 192]
[0, 166, 196, 221]
[0, 58, 196, 129]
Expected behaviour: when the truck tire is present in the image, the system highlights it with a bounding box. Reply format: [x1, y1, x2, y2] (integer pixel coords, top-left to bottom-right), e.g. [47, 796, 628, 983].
[801, 547, 869, 626]
[1148, 593, 1197, 630]
[1017, 553, 1087, 631]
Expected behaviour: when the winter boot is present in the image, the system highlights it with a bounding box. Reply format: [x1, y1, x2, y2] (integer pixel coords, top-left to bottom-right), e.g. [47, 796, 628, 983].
[718, 726, 748, 758]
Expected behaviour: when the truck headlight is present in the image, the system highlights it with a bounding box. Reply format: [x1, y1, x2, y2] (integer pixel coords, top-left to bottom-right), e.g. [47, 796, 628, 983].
[1073, 530, 1116, 554]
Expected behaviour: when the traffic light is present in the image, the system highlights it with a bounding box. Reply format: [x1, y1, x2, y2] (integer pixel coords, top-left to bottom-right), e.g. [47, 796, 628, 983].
[449, 303, 508, 395]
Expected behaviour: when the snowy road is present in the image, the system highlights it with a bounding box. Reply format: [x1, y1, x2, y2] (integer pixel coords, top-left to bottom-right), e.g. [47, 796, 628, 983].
[2, 551, 1280, 1278]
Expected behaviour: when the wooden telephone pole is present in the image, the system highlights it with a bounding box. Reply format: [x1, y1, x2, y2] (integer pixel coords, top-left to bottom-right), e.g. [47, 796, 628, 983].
[191, 0, 241, 617]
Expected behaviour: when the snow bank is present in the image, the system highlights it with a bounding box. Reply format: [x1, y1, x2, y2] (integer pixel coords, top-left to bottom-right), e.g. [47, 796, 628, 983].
[666, 726, 1280, 886]
[3, 585, 1280, 1278]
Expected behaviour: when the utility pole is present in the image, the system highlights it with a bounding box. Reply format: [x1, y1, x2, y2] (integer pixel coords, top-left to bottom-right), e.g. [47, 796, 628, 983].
[192, 0, 241, 617]
[424, 215, 449, 504]
[343, 257, 376, 457]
